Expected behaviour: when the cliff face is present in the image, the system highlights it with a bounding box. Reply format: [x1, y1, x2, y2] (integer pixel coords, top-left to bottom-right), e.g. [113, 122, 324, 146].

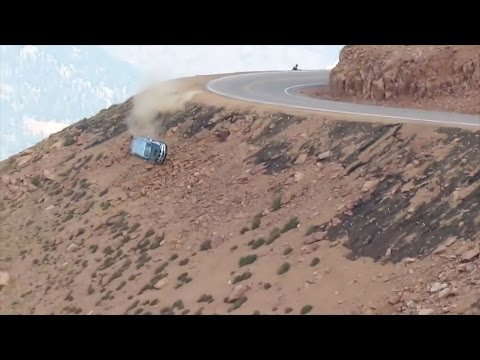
[329, 45, 480, 114]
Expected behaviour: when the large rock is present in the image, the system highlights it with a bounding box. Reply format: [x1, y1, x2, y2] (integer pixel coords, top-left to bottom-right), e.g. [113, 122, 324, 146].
[329, 46, 480, 114]
[1, 176, 11, 186]
[228, 284, 250, 303]
[294, 172, 305, 182]
[295, 153, 308, 165]
[430, 282, 448, 293]
[17, 155, 32, 167]
[153, 278, 168, 290]
[0, 272, 9, 287]
[461, 247, 479, 263]
[43, 170, 56, 181]
[304, 232, 326, 245]
[27, 183, 38, 192]
[317, 151, 332, 161]
[362, 179, 379, 193]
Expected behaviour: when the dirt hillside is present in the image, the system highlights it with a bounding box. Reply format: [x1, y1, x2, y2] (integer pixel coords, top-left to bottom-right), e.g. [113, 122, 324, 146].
[0, 76, 479, 315]
[303, 45, 480, 115]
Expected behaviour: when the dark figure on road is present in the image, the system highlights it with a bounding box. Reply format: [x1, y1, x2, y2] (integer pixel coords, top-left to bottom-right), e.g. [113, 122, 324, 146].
[292, 64, 299, 70]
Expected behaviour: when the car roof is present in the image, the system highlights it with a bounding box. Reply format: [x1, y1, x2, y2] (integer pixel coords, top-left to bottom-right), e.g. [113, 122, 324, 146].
[131, 138, 148, 155]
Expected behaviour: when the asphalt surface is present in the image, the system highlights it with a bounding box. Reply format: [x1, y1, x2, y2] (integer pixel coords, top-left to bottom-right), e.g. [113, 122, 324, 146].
[207, 70, 480, 128]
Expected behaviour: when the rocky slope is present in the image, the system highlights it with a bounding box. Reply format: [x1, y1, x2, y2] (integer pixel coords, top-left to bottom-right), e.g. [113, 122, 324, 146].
[325, 45, 480, 114]
[0, 78, 479, 315]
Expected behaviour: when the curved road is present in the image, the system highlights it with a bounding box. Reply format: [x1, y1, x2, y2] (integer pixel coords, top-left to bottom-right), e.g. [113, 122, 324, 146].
[206, 70, 480, 128]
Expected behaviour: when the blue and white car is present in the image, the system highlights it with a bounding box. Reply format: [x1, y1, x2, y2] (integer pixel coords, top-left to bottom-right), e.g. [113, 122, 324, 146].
[130, 137, 168, 164]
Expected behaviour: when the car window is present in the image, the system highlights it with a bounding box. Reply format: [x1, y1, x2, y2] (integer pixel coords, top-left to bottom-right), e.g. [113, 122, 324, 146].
[144, 143, 152, 158]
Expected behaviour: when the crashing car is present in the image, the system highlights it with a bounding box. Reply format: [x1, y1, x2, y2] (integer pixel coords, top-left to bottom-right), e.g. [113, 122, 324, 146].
[130, 137, 168, 164]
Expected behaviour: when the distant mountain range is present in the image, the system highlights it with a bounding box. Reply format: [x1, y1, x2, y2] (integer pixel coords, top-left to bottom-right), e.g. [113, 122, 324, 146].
[0, 45, 140, 160]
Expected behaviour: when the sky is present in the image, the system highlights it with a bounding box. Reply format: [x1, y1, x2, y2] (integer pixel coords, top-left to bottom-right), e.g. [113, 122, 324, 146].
[0, 45, 343, 160]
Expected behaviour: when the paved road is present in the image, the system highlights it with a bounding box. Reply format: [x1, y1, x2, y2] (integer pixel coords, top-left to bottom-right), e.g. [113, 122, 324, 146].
[207, 70, 480, 128]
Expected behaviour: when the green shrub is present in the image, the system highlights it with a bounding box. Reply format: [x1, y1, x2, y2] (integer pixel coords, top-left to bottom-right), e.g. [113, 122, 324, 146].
[172, 300, 184, 310]
[228, 297, 248, 312]
[277, 262, 290, 275]
[30, 175, 41, 187]
[251, 238, 265, 250]
[266, 228, 281, 245]
[63, 134, 76, 146]
[239, 255, 257, 267]
[305, 225, 321, 236]
[145, 229, 155, 238]
[232, 272, 252, 284]
[197, 294, 214, 303]
[301, 305, 313, 315]
[128, 223, 140, 233]
[281, 217, 299, 233]
[251, 213, 263, 230]
[200, 240, 212, 251]
[272, 196, 282, 211]
[154, 262, 168, 274]
[100, 201, 111, 211]
[240, 227, 250, 235]
[310, 257, 320, 267]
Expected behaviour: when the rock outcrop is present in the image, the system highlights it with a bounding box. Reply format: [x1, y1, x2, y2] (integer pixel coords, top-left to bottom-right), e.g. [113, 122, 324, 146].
[329, 45, 480, 114]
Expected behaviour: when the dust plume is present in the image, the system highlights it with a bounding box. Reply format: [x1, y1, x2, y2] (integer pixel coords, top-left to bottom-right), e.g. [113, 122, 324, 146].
[127, 80, 200, 138]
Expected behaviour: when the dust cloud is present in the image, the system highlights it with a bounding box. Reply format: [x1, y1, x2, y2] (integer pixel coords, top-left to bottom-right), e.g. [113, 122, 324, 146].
[127, 79, 200, 138]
